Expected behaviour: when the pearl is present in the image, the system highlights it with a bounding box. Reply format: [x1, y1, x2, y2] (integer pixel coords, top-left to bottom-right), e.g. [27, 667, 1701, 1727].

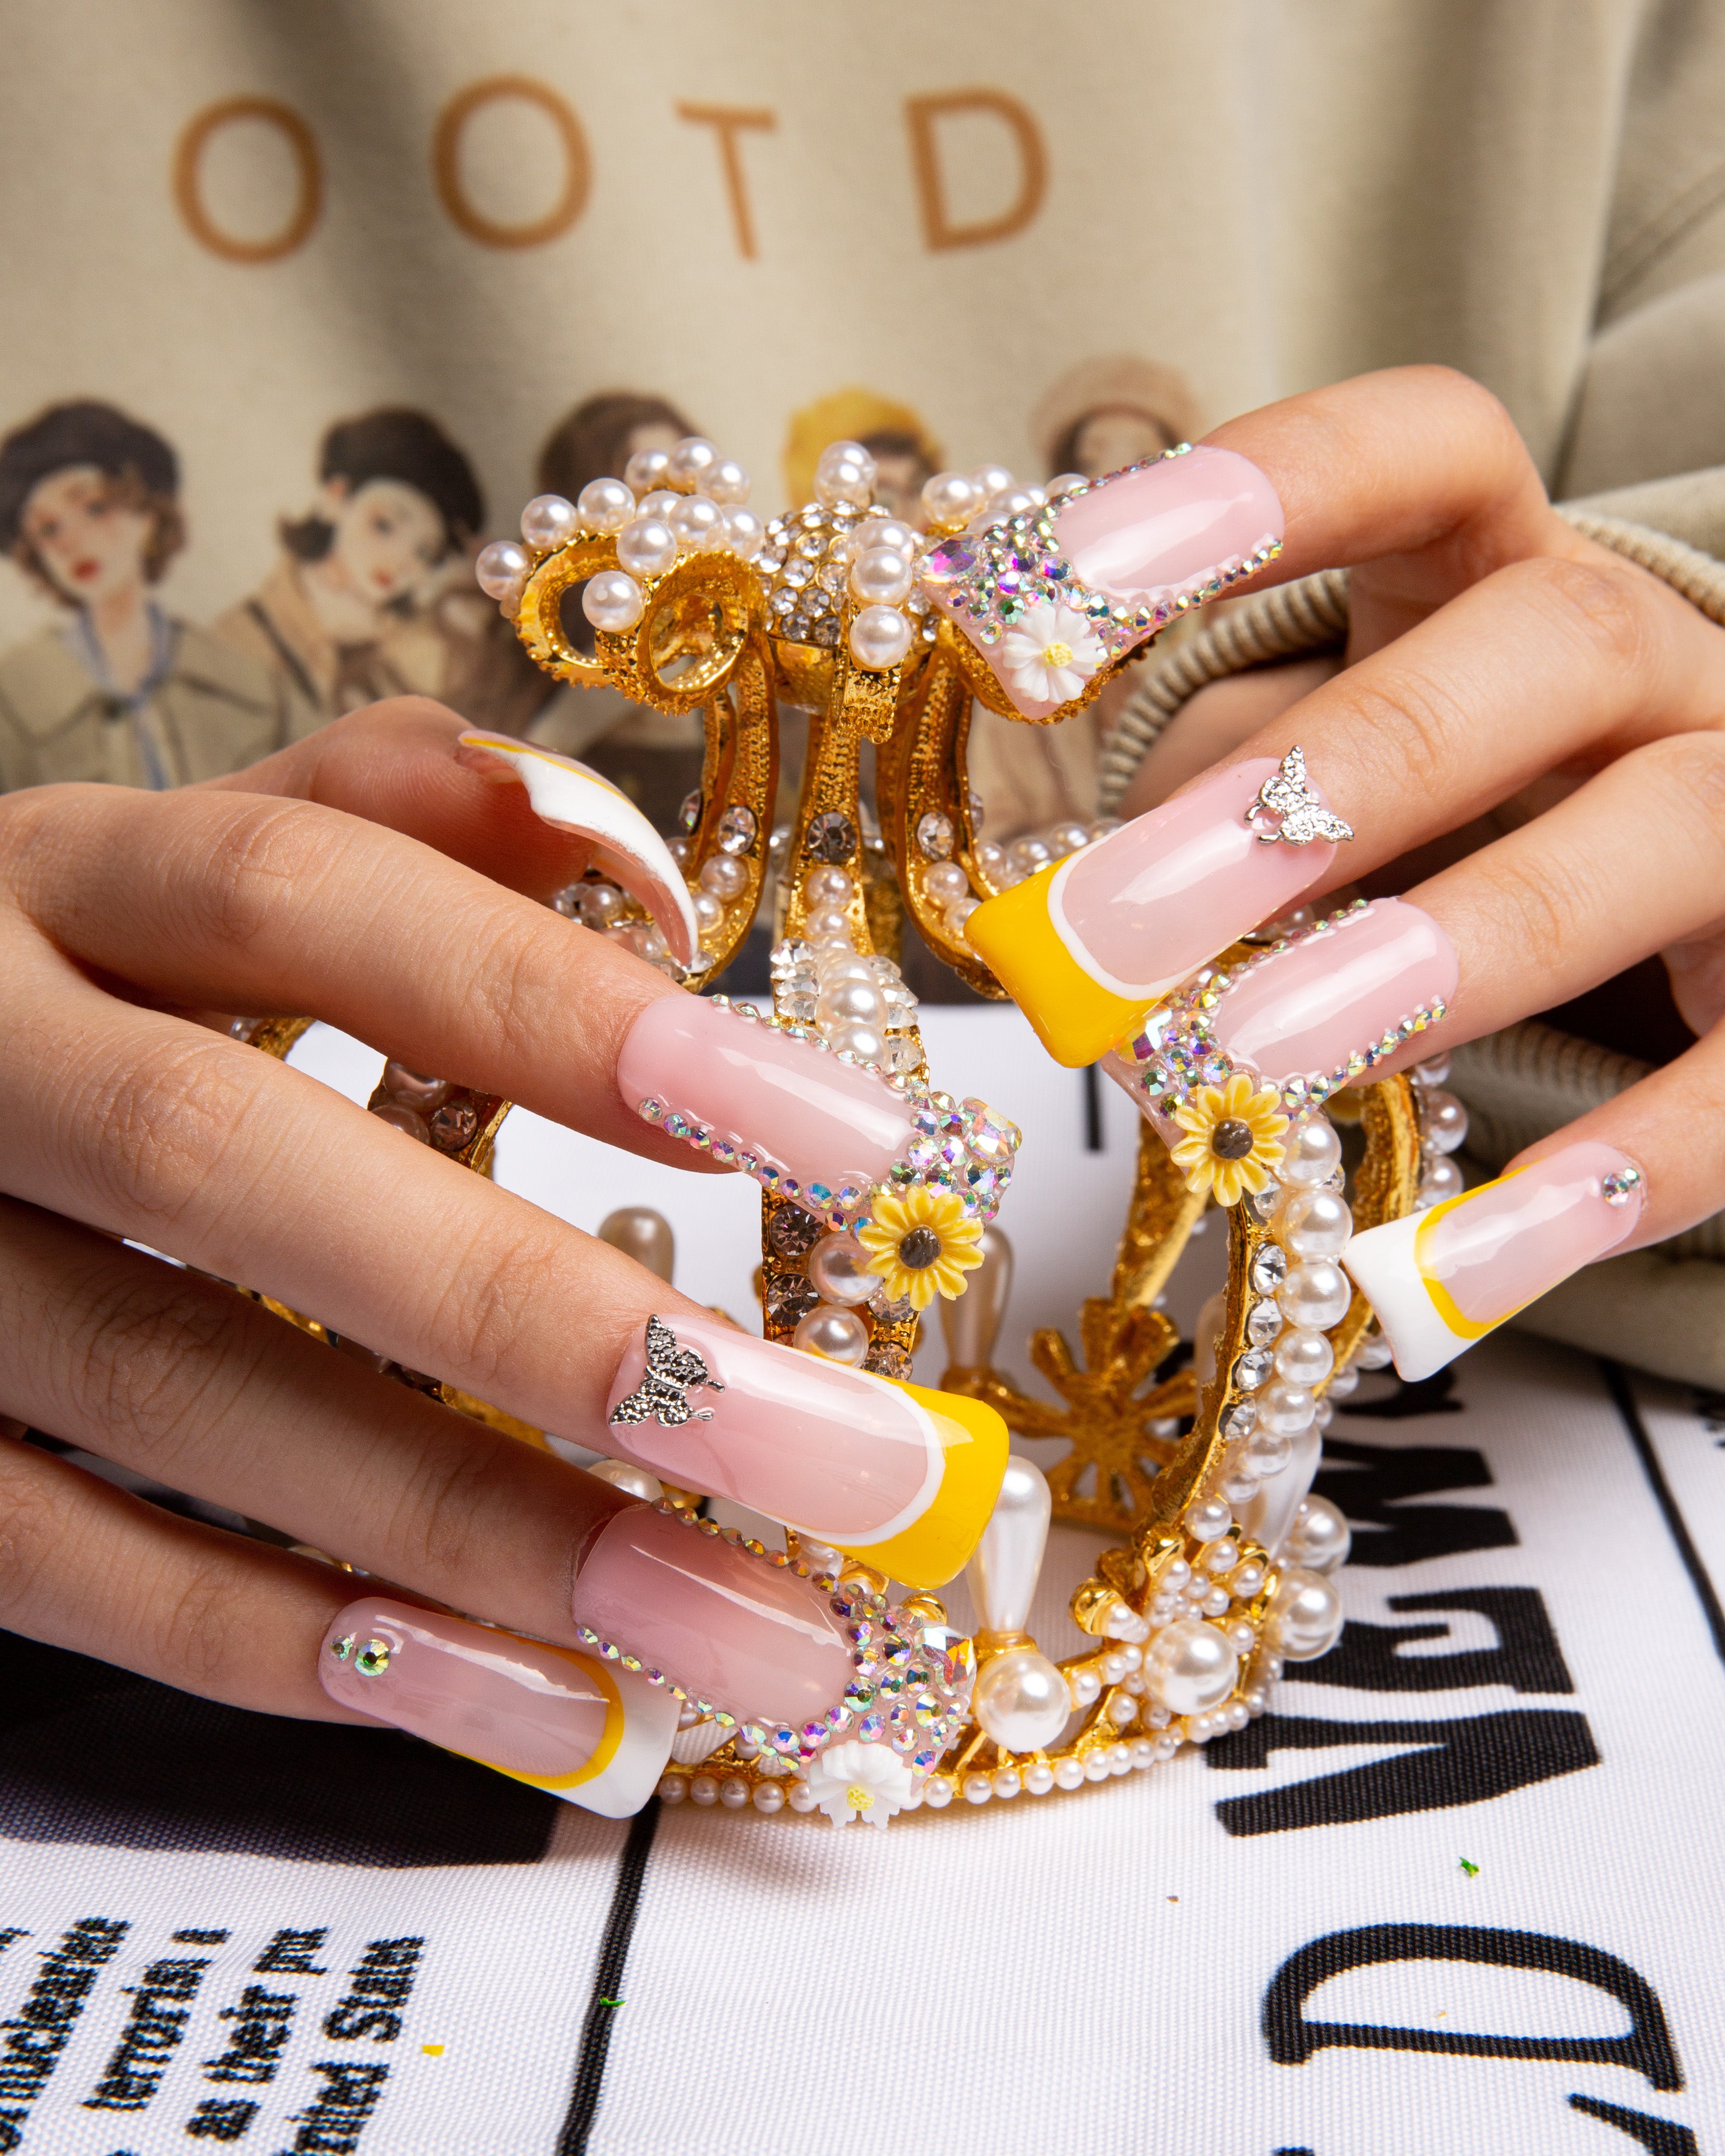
[1421, 1088, 1469, 1153]
[802, 903, 851, 941]
[970, 461, 1015, 503]
[724, 506, 765, 562]
[1269, 1566, 1345, 1660]
[992, 486, 1045, 520]
[1355, 1330, 1395, 1369]
[1275, 1327, 1335, 1388]
[708, 457, 751, 505]
[578, 476, 637, 534]
[1244, 1427, 1294, 1476]
[1326, 1365, 1360, 1399]
[803, 865, 853, 904]
[1184, 1497, 1234, 1544]
[622, 448, 670, 496]
[966, 1454, 1051, 1636]
[920, 861, 969, 905]
[371, 1103, 430, 1142]
[633, 924, 669, 964]
[861, 516, 918, 557]
[751, 1780, 784, 1813]
[520, 493, 579, 550]
[792, 1304, 870, 1364]
[1107, 1693, 1138, 1728]
[848, 604, 912, 671]
[814, 439, 876, 508]
[689, 1773, 719, 1806]
[1082, 1750, 1111, 1781]
[666, 436, 720, 492]
[1048, 820, 1090, 855]
[1204, 1538, 1240, 1575]
[1286, 1495, 1352, 1572]
[1023, 1758, 1056, 1794]
[699, 854, 748, 898]
[1008, 835, 1052, 871]
[849, 546, 914, 606]
[692, 890, 724, 931]
[921, 470, 983, 528]
[973, 1647, 1071, 1753]
[1258, 1380, 1316, 1438]
[586, 1458, 665, 1503]
[828, 1021, 885, 1062]
[1053, 1756, 1085, 1790]
[920, 1776, 953, 1808]
[992, 1766, 1022, 1798]
[582, 570, 644, 633]
[806, 1232, 875, 1306]
[669, 494, 727, 552]
[1278, 1259, 1353, 1331]
[1221, 1469, 1262, 1507]
[616, 517, 679, 579]
[942, 898, 979, 940]
[1415, 1051, 1452, 1086]
[1277, 1186, 1353, 1258]
[1146, 1618, 1240, 1716]
[1418, 1157, 1466, 1207]
[382, 1063, 448, 1111]
[1280, 1115, 1343, 1187]
[816, 976, 888, 1029]
[635, 490, 681, 520]
[787, 1778, 819, 1812]
[475, 540, 530, 600]
[1068, 1665, 1102, 1707]
[1046, 471, 1088, 498]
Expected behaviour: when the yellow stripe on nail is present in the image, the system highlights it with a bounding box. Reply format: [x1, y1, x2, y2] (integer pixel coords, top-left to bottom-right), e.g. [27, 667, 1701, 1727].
[1413, 1167, 1534, 1342]
[965, 863, 1155, 1068]
[463, 1645, 626, 1793]
[832, 1383, 1008, 1589]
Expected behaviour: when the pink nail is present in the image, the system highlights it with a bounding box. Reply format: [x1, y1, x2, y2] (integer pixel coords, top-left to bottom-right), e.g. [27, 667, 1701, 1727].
[617, 993, 915, 1199]
[1341, 1141, 1646, 1380]
[1210, 900, 1458, 1088]
[602, 1313, 1006, 1585]
[571, 1506, 855, 1732]
[318, 1598, 677, 1816]
[921, 445, 1284, 719]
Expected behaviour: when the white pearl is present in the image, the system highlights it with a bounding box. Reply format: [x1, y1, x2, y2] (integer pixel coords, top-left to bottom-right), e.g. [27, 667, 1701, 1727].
[666, 436, 720, 492]
[699, 854, 748, 898]
[991, 1766, 1022, 1798]
[586, 1458, 665, 1503]
[786, 1778, 819, 1812]
[921, 1776, 953, 1808]
[1107, 1692, 1138, 1728]
[1422, 1088, 1469, 1153]
[815, 438, 875, 485]
[1146, 1619, 1239, 1716]
[724, 506, 765, 561]
[708, 458, 751, 505]
[475, 539, 530, 599]
[970, 462, 1015, 503]
[669, 494, 727, 552]
[1269, 1566, 1345, 1660]
[848, 604, 912, 671]
[861, 516, 918, 557]
[806, 1232, 875, 1305]
[815, 976, 888, 1030]
[1204, 1538, 1240, 1575]
[1053, 1756, 1086, 1790]
[1278, 1260, 1353, 1331]
[1418, 1157, 1466, 1208]
[1082, 1751, 1111, 1781]
[1286, 1495, 1352, 1572]
[1415, 1051, 1452, 1086]
[1183, 1497, 1234, 1544]
[921, 470, 983, 527]
[1275, 1327, 1335, 1388]
[967, 1456, 1052, 1635]
[1257, 1380, 1316, 1438]
[1355, 1330, 1395, 1369]
[804, 866, 853, 904]
[849, 546, 914, 606]
[973, 1647, 1072, 1753]
[1068, 1665, 1102, 1707]
[622, 448, 670, 496]
[691, 890, 724, 931]
[689, 1773, 719, 1805]
[802, 903, 852, 941]
[791, 1304, 870, 1364]
[634, 490, 681, 520]
[962, 1772, 993, 1805]
[616, 517, 679, 579]
[1046, 472, 1088, 499]
[1277, 1186, 1353, 1258]
[578, 476, 637, 534]
[1048, 820, 1091, 855]
[718, 1776, 749, 1808]
[1280, 1115, 1343, 1187]
[520, 493, 580, 550]
[1244, 1427, 1294, 1476]
[828, 1021, 885, 1062]
[1326, 1364, 1360, 1399]
[1221, 1469, 1262, 1507]
[922, 861, 971, 904]
[751, 1780, 784, 1812]
[1022, 1758, 1055, 1794]
[942, 897, 979, 939]
[992, 486, 1044, 520]
[582, 570, 644, 633]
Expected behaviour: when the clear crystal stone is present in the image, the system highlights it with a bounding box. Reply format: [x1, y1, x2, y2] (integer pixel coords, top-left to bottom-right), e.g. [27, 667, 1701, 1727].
[917, 811, 955, 861]
[1233, 1348, 1274, 1392]
[1246, 1297, 1283, 1347]
[716, 804, 757, 856]
[1222, 1401, 1258, 1439]
[1250, 1244, 1289, 1294]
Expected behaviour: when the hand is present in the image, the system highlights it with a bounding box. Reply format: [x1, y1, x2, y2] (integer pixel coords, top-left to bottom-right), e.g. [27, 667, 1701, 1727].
[0, 701, 1003, 1810]
[968, 366, 1725, 1377]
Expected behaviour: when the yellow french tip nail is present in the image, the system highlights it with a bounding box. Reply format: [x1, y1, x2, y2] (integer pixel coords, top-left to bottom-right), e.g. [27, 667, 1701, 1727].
[966, 863, 1155, 1068]
[831, 1383, 1009, 1589]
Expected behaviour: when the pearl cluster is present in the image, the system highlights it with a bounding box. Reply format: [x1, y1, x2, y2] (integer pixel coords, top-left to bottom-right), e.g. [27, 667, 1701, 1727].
[1406, 1051, 1472, 1211]
[550, 814, 762, 985]
[366, 1058, 482, 1156]
[913, 804, 1122, 948]
[757, 444, 937, 669]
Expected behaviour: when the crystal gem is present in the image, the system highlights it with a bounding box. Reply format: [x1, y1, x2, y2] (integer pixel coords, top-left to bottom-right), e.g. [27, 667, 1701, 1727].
[922, 540, 974, 583]
[1233, 1348, 1275, 1392]
[677, 790, 702, 834]
[804, 811, 856, 863]
[917, 811, 955, 861]
[1251, 1244, 1289, 1294]
[716, 804, 757, 856]
[1246, 1297, 1283, 1347]
[1222, 1402, 1258, 1439]
[355, 1639, 390, 1676]
[767, 1205, 822, 1258]
[429, 1100, 478, 1152]
[764, 1278, 820, 1328]
[864, 1342, 913, 1380]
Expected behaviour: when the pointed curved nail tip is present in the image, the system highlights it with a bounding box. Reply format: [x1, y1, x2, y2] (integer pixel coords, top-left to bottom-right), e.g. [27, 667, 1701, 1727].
[456, 730, 700, 966]
[318, 1596, 677, 1818]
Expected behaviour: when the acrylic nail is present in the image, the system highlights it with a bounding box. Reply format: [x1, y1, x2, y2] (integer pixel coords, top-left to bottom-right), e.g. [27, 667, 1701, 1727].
[319, 1597, 679, 1818]
[920, 444, 1284, 721]
[967, 756, 1345, 1068]
[602, 1312, 1007, 1589]
[456, 730, 699, 964]
[616, 991, 918, 1198]
[1340, 1141, 1645, 1380]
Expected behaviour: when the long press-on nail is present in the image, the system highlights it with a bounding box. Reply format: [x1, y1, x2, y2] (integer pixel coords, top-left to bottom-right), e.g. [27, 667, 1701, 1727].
[602, 1313, 1007, 1589]
[319, 1598, 678, 1817]
[617, 991, 919, 1209]
[1340, 1141, 1646, 1381]
[570, 1504, 974, 1774]
[919, 444, 1284, 721]
[968, 754, 1348, 1068]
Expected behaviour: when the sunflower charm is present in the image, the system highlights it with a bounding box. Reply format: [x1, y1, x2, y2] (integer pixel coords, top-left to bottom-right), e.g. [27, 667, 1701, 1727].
[1169, 1073, 1290, 1206]
[858, 1187, 985, 1311]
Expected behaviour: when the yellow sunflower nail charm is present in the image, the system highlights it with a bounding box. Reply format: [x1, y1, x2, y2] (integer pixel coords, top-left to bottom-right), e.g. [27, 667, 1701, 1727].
[1169, 1071, 1289, 1206]
[859, 1187, 985, 1311]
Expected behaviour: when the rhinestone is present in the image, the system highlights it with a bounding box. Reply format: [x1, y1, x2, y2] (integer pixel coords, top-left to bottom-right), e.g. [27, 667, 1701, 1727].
[330, 1634, 354, 1662]
[429, 1100, 478, 1152]
[1246, 1297, 1283, 1347]
[1233, 1348, 1274, 1392]
[764, 1277, 820, 1328]
[1250, 1244, 1289, 1294]
[804, 811, 856, 863]
[916, 811, 955, 861]
[355, 1638, 391, 1677]
[767, 1204, 822, 1258]
[1222, 1402, 1258, 1439]
[782, 559, 811, 588]
[813, 617, 839, 646]
[770, 588, 797, 616]
[677, 789, 702, 834]
[716, 803, 757, 856]
[864, 1342, 913, 1380]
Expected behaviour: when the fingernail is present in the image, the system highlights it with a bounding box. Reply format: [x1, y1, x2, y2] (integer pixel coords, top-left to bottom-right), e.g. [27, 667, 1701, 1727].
[617, 993, 918, 1205]
[921, 445, 1283, 719]
[1340, 1141, 1645, 1380]
[604, 1313, 1007, 1588]
[570, 1505, 974, 1772]
[318, 1597, 678, 1818]
[456, 730, 700, 966]
[967, 755, 1345, 1067]
[1208, 898, 1458, 1090]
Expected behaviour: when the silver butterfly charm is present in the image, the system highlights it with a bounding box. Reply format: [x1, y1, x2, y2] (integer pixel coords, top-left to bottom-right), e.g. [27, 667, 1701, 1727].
[609, 1315, 726, 1427]
[1245, 746, 1355, 846]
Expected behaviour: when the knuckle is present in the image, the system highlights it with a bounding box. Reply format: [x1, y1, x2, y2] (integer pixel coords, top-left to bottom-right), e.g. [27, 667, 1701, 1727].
[74, 1034, 256, 1228]
[56, 1264, 251, 1470]
[1470, 844, 1592, 976]
[147, 1554, 251, 1691]
[1633, 731, 1725, 836]
[1498, 554, 1656, 674]
[197, 796, 330, 953]
[415, 1228, 549, 1393]
[0, 1454, 77, 1624]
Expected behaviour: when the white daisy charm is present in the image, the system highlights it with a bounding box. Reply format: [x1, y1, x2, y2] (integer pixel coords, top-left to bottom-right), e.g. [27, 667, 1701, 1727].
[999, 602, 1107, 705]
[802, 1740, 918, 1829]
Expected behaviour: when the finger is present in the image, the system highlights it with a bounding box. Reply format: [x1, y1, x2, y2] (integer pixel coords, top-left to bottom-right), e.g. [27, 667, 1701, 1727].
[0, 1442, 679, 1815]
[1341, 1018, 1725, 1378]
